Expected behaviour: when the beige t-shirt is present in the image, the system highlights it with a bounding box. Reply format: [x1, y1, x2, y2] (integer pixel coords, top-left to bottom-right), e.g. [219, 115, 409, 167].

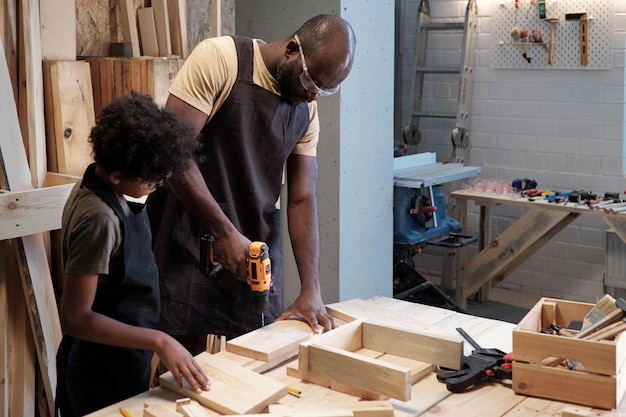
[169, 36, 319, 157]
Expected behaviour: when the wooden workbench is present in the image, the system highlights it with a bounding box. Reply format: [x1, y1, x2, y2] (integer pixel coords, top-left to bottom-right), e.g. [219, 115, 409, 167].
[85, 296, 624, 416]
[450, 189, 626, 309]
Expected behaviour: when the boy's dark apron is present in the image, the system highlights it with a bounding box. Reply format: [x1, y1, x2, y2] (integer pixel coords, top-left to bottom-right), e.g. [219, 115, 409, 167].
[56, 164, 159, 417]
[147, 36, 310, 340]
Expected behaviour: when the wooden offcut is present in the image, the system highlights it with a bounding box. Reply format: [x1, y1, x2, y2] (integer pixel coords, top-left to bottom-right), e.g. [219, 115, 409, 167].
[152, 0, 172, 56]
[138, 7, 159, 57]
[167, 0, 188, 58]
[119, 0, 141, 57]
[226, 319, 313, 363]
[159, 352, 286, 415]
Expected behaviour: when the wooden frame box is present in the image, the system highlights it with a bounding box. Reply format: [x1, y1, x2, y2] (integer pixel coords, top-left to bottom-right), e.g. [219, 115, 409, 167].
[512, 297, 626, 409]
[291, 319, 462, 401]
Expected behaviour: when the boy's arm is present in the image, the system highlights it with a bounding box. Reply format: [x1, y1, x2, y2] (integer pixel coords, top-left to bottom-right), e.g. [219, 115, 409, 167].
[60, 273, 210, 392]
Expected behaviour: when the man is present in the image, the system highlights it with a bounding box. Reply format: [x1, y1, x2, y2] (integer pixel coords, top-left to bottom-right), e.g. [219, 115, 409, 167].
[147, 14, 356, 354]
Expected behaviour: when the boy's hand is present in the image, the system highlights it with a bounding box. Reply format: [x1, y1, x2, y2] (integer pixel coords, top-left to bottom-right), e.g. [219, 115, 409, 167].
[158, 336, 211, 393]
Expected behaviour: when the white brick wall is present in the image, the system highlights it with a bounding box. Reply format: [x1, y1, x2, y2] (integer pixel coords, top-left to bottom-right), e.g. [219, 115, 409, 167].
[400, 0, 626, 303]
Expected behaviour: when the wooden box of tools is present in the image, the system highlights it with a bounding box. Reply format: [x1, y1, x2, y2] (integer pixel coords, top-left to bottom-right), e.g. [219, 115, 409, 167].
[512, 297, 626, 409]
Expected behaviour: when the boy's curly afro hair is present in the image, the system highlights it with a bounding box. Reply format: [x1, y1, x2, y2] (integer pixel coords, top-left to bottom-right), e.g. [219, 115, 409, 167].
[89, 92, 199, 182]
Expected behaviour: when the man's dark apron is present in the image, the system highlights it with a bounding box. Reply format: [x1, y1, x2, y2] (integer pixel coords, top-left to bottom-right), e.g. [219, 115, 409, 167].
[147, 36, 309, 340]
[56, 163, 159, 417]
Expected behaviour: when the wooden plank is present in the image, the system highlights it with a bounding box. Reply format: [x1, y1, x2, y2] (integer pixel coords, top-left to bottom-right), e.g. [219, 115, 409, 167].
[21, 0, 47, 188]
[43, 60, 95, 176]
[512, 362, 617, 409]
[2, 0, 18, 104]
[362, 322, 462, 370]
[167, 0, 188, 58]
[0, 241, 9, 416]
[152, 57, 170, 107]
[13, 276, 37, 417]
[0, 184, 74, 240]
[99, 58, 114, 108]
[138, 7, 159, 57]
[225, 319, 313, 363]
[129, 58, 143, 93]
[460, 208, 579, 300]
[40, 0, 76, 60]
[159, 352, 286, 415]
[211, 0, 221, 38]
[0, 40, 62, 413]
[269, 401, 394, 417]
[419, 382, 523, 416]
[119, 0, 141, 57]
[152, 0, 172, 56]
[307, 344, 411, 401]
[42, 60, 58, 173]
[120, 58, 131, 97]
[326, 298, 448, 336]
[85, 58, 102, 116]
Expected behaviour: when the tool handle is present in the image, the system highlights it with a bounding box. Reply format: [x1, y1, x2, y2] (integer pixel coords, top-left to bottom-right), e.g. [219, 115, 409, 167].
[456, 327, 482, 350]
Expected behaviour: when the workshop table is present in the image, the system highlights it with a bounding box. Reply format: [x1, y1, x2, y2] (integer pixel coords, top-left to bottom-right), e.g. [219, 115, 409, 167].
[85, 296, 624, 416]
[450, 189, 626, 310]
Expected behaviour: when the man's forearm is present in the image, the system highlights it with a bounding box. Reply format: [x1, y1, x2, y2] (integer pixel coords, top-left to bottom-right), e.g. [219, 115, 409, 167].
[169, 163, 235, 238]
[287, 195, 321, 292]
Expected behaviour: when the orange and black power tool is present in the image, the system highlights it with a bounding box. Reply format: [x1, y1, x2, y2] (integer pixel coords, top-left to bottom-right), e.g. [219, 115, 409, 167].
[246, 241, 272, 317]
[201, 235, 272, 317]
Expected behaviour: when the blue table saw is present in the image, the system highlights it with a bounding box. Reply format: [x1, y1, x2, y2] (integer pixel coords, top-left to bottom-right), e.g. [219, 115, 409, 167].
[393, 152, 481, 311]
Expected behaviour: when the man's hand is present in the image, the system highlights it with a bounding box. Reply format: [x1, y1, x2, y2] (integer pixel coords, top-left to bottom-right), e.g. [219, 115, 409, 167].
[212, 231, 250, 282]
[277, 290, 337, 333]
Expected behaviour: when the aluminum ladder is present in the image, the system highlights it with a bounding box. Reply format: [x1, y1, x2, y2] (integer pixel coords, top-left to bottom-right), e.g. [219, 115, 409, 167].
[404, 0, 478, 163]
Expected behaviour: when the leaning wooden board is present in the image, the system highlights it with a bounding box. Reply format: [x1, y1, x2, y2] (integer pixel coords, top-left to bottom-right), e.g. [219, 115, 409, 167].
[159, 352, 286, 415]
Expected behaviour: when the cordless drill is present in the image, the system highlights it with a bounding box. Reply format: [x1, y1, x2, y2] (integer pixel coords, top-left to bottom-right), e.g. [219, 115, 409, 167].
[201, 235, 272, 323]
[247, 241, 272, 322]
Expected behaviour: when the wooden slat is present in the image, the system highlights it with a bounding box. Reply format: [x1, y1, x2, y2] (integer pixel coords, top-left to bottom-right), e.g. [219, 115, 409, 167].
[99, 58, 114, 108]
[20, 0, 47, 188]
[129, 58, 143, 93]
[13, 269, 37, 417]
[211, 0, 221, 38]
[460, 208, 579, 300]
[3, 0, 17, 104]
[159, 352, 286, 415]
[0, 40, 61, 413]
[85, 58, 102, 116]
[225, 319, 312, 363]
[43, 60, 95, 176]
[167, 0, 188, 58]
[308, 344, 411, 401]
[152, 0, 171, 56]
[119, 0, 141, 57]
[138, 8, 159, 57]
[0, 184, 74, 240]
[269, 401, 394, 417]
[513, 362, 617, 409]
[362, 322, 462, 370]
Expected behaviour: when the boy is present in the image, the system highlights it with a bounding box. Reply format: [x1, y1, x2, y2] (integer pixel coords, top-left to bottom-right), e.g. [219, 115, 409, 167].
[55, 92, 210, 417]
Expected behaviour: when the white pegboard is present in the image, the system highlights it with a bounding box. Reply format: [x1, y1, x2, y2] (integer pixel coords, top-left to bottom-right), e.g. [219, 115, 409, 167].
[490, 0, 614, 70]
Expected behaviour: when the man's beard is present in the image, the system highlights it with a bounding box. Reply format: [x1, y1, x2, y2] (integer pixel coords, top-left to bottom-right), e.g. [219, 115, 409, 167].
[276, 61, 296, 104]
